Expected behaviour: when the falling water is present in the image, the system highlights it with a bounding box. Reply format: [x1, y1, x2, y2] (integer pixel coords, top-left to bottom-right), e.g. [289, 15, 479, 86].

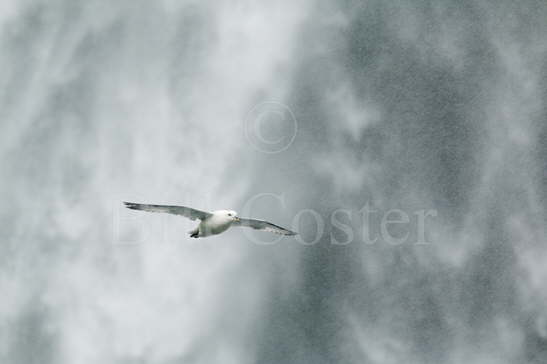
[1, 1, 546, 363]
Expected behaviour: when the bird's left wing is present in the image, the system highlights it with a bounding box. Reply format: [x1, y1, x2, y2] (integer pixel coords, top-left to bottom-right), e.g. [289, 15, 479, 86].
[123, 202, 212, 221]
[233, 217, 297, 236]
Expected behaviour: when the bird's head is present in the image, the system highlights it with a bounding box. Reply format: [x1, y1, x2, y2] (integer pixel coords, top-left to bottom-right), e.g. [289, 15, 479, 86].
[226, 210, 240, 222]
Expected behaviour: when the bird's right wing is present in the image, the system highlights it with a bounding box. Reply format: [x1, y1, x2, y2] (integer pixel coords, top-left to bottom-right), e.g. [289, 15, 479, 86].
[233, 218, 297, 236]
[123, 202, 212, 221]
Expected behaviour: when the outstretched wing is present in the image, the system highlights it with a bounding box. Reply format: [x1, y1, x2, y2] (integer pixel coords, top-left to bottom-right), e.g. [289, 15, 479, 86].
[233, 218, 297, 236]
[123, 202, 212, 221]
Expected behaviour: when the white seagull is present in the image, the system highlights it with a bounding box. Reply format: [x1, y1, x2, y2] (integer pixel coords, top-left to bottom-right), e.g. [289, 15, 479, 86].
[123, 202, 297, 238]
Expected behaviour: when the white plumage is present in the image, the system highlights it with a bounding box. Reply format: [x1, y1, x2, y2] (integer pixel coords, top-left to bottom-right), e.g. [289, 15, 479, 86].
[124, 202, 297, 238]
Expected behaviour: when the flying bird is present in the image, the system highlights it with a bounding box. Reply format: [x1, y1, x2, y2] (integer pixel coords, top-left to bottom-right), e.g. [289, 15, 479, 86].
[123, 202, 297, 238]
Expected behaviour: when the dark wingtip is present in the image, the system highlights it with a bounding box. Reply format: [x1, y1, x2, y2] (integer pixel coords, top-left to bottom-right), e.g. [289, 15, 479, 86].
[123, 201, 139, 210]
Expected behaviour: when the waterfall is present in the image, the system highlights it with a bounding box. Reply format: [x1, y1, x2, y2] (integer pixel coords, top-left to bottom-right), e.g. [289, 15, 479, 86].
[1, 1, 546, 363]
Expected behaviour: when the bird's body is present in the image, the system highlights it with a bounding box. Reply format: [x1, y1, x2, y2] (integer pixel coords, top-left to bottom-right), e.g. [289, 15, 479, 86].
[189, 209, 237, 238]
[123, 202, 297, 238]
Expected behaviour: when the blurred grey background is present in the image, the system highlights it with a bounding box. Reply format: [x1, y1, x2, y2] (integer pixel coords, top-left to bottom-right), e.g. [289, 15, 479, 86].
[1, 1, 547, 363]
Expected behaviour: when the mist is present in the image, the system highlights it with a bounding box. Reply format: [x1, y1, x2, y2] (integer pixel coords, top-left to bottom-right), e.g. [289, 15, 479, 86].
[1, 1, 547, 363]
